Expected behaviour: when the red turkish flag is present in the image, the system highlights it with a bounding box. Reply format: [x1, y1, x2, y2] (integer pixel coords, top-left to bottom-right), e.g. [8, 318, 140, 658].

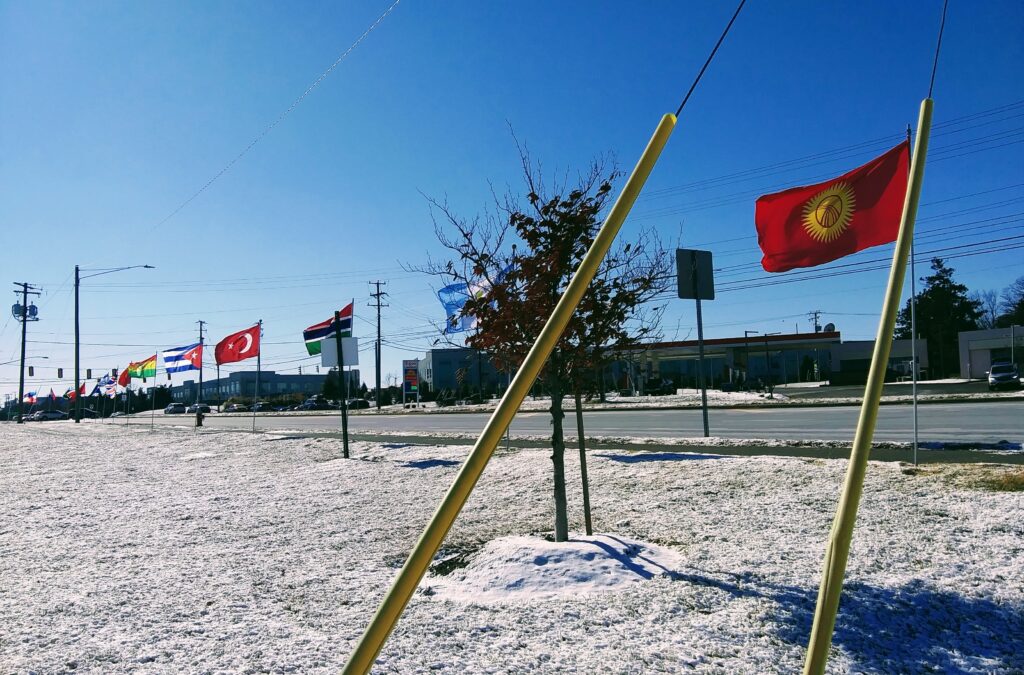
[755, 141, 909, 273]
[215, 325, 261, 365]
[117, 366, 131, 387]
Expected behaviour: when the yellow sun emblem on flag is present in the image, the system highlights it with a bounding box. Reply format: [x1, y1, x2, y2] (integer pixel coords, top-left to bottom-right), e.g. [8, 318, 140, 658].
[802, 182, 856, 243]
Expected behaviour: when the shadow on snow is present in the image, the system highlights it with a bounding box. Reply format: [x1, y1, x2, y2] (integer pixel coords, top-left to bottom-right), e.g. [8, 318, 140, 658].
[401, 458, 462, 470]
[675, 570, 1023, 673]
[595, 452, 726, 463]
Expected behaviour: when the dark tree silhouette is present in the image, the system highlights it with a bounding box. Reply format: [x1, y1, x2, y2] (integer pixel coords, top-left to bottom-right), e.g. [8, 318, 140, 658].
[896, 258, 982, 376]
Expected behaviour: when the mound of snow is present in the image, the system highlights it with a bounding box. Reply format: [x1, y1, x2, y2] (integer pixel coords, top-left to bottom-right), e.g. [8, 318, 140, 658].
[425, 534, 684, 603]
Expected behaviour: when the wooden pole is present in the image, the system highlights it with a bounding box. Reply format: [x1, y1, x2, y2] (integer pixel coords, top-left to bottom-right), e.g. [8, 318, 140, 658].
[803, 98, 933, 675]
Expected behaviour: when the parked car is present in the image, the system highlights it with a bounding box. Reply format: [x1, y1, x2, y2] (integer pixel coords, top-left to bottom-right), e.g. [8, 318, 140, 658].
[987, 362, 1021, 390]
[252, 402, 273, 412]
[186, 403, 212, 414]
[164, 403, 187, 414]
[110, 411, 126, 417]
[33, 410, 68, 421]
[346, 398, 370, 409]
[298, 399, 333, 411]
[223, 403, 249, 413]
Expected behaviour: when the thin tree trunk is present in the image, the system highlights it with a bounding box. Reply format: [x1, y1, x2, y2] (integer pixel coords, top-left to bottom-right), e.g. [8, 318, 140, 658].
[549, 379, 569, 542]
[575, 389, 593, 536]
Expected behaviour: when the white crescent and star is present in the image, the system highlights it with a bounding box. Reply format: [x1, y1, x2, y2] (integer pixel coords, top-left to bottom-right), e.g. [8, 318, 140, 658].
[235, 333, 254, 354]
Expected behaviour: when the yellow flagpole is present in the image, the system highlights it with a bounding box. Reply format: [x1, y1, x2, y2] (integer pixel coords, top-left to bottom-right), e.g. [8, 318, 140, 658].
[803, 97, 933, 675]
[342, 113, 677, 675]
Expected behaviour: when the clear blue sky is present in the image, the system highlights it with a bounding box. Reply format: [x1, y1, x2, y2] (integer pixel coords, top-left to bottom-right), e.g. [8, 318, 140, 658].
[2, 0, 1022, 398]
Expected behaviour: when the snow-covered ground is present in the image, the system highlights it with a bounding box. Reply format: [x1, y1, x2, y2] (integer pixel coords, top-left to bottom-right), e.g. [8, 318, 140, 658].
[2, 425, 1021, 673]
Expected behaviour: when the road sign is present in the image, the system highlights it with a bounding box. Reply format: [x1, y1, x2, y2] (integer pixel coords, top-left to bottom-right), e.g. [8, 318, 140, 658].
[320, 337, 359, 367]
[676, 248, 715, 300]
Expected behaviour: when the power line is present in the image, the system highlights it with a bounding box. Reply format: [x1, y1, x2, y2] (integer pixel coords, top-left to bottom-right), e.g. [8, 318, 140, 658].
[149, 0, 402, 232]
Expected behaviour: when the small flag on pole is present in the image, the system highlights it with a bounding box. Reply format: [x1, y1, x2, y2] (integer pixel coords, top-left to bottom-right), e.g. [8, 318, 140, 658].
[755, 141, 909, 273]
[23, 391, 37, 404]
[128, 355, 157, 379]
[303, 303, 353, 356]
[215, 325, 261, 365]
[162, 343, 203, 373]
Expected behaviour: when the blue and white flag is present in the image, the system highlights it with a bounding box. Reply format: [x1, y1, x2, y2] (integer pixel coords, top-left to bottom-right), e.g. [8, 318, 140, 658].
[437, 265, 513, 334]
[162, 342, 203, 373]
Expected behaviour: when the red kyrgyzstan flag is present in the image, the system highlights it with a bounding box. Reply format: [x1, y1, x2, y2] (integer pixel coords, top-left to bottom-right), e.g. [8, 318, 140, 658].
[755, 141, 909, 273]
[215, 324, 261, 365]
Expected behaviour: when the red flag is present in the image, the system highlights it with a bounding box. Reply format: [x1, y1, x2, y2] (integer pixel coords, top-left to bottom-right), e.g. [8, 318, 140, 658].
[215, 324, 261, 365]
[755, 141, 909, 273]
[117, 366, 131, 387]
[67, 382, 87, 400]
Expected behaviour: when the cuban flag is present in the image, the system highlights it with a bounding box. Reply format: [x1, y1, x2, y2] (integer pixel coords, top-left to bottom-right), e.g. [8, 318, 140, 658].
[162, 343, 203, 373]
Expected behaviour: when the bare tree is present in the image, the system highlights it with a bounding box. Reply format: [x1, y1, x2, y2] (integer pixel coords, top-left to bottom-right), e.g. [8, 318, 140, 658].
[419, 147, 671, 541]
[970, 289, 1000, 329]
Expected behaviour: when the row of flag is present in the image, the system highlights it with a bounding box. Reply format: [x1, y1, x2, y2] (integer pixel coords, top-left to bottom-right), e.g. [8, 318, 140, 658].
[36, 136, 910, 400]
[70, 303, 357, 394]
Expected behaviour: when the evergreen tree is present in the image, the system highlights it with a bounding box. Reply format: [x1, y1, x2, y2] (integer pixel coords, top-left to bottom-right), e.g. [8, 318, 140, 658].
[896, 258, 982, 376]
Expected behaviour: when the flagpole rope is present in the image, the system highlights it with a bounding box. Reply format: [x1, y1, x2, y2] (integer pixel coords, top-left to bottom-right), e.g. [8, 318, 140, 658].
[675, 0, 747, 117]
[928, 0, 949, 99]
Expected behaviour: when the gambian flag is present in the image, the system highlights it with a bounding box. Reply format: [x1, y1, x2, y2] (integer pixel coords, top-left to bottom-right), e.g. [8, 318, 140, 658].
[303, 303, 353, 356]
[128, 355, 157, 380]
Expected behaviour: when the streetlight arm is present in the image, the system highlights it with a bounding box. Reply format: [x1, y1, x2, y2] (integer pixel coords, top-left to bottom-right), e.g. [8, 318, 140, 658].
[79, 264, 155, 280]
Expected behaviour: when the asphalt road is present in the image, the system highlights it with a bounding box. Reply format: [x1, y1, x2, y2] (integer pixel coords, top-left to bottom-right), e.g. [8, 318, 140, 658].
[137, 401, 1022, 444]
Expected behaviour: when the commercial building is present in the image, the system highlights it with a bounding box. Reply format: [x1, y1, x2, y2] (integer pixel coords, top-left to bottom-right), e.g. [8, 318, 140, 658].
[417, 347, 502, 393]
[412, 332, 928, 396]
[169, 369, 358, 403]
[958, 325, 1022, 378]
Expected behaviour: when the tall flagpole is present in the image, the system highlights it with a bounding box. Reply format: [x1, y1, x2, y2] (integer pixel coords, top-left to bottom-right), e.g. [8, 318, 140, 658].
[803, 98, 933, 675]
[252, 320, 262, 433]
[907, 127, 919, 467]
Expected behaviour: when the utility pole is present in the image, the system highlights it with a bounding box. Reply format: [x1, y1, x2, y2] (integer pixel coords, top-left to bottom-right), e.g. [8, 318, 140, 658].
[74, 265, 81, 423]
[197, 320, 206, 404]
[808, 309, 823, 333]
[13, 282, 41, 424]
[369, 281, 388, 409]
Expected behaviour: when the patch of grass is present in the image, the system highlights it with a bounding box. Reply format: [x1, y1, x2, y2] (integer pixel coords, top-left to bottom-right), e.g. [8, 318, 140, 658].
[981, 469, 1024, 492]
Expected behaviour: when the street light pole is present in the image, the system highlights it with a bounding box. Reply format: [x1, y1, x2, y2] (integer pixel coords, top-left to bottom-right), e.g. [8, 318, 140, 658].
[764, 332, 781, 396]
[744, 330, 759, 389]
[74, 264, 154, 422]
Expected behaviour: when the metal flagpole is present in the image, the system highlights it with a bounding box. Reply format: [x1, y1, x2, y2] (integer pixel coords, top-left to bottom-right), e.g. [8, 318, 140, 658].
[335, 310, 350, 458]
[252, 320, 262, 433]
[342, 113, 677, 674]
[803, 98, 933, 675]
[907, 127, 919, 467]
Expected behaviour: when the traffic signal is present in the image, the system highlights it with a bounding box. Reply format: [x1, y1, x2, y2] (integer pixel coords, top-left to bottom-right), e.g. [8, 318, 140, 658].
[58, 368, 63, 378]
[111, 368, 118, 378]
[86, 369, 92, 379]
[28, 366, 34, 376]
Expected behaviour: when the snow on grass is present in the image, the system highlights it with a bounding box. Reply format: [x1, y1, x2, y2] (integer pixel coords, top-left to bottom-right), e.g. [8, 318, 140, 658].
[1, 424, 1022, 673]
[425, 534, 686, 603]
